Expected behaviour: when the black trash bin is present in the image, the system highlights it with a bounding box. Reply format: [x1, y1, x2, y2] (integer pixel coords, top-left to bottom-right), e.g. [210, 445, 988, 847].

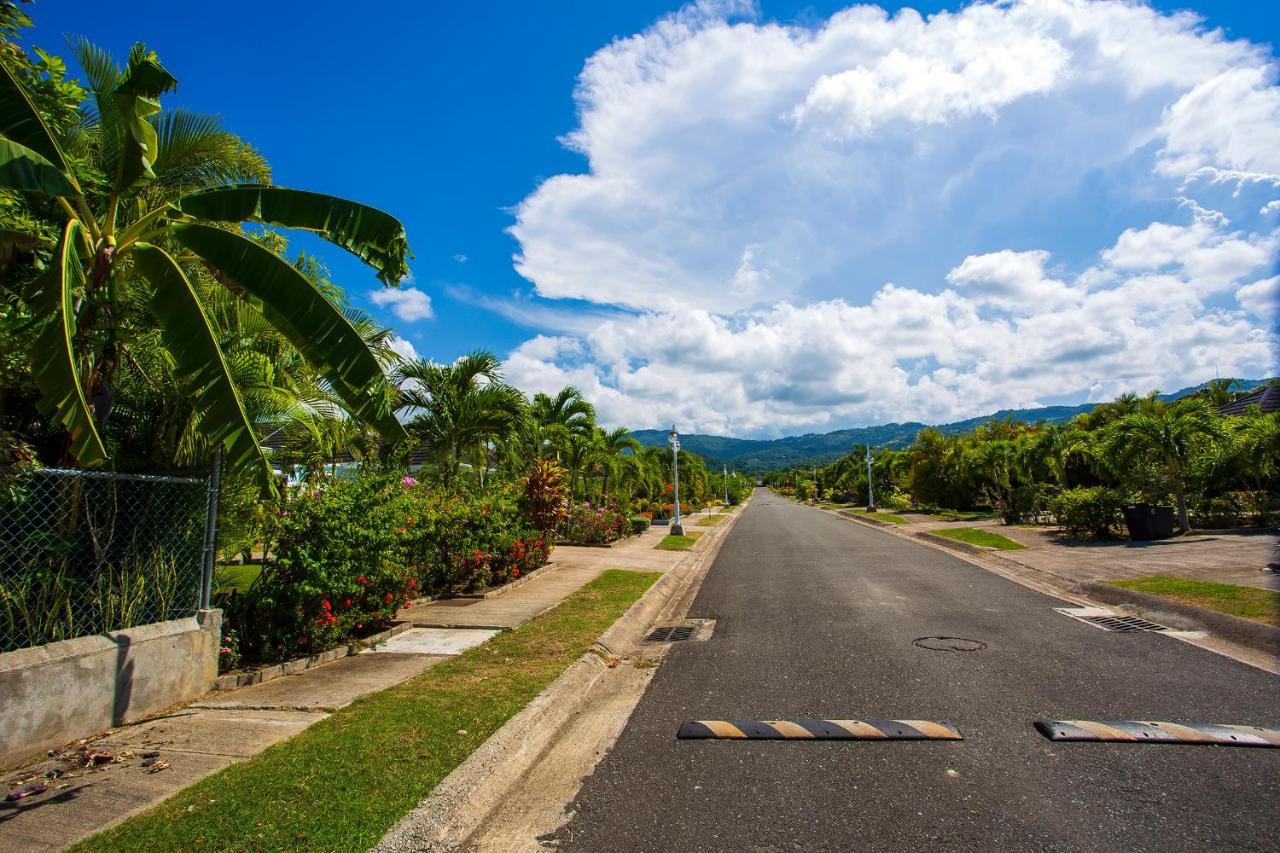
[1124, 504, 1175, 540]
[1150, 506, 1175, 539]
[1123, 504, 1153, 540]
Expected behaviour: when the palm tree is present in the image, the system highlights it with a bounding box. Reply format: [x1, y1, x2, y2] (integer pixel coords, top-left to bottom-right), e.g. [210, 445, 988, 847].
[1105, 400, 1224, 532]
[395, 351, 524, 486]
[0, 42, 410, 486]
[592, 426, 641, 501]
[531, 386, 596, 461]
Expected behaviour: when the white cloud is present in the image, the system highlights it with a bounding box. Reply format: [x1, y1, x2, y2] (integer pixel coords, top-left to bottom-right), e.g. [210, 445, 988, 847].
[945, 249, 1078, 313]
[387, 335, 419, 362]
[1157, 66, 1280, 180]
[370, 286, 434, 322]
[1236, 276, 1279, 324]
[495, 1, 1280, 434]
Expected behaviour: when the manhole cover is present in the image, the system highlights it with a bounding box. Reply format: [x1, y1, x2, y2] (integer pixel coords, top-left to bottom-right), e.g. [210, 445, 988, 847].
[913, 636, 986, 652]
[645, 625, 696, 643]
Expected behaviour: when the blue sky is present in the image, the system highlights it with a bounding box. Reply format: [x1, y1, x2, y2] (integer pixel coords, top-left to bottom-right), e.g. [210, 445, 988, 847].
[24, 1, 1280, 436]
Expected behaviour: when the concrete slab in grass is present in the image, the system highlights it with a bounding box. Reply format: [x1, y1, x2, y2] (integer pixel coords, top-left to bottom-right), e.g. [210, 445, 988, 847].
[364, 627, 500, 656]
[194, 652, 443, 712]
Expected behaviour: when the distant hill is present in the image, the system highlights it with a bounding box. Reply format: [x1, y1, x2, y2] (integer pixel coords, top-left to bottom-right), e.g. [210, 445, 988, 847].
[632, 378, 1271, 470]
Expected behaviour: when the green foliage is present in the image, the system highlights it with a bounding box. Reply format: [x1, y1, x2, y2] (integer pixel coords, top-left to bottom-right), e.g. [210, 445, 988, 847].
[222, 473, 550, 663]
[630, 516, 651, 534]
[558, 500, 628, 545]
[1050, 486, 1125, 539]
[520, 457, 570, 532]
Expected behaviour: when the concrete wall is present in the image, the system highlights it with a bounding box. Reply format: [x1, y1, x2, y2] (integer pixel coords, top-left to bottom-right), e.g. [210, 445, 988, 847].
[0, 610, 221, 769]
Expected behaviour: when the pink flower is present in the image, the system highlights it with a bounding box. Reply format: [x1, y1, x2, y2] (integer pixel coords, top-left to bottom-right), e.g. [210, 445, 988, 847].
[402, 476, 418, 487]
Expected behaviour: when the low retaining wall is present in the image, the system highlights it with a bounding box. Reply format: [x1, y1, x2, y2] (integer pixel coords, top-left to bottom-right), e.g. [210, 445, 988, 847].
[0, 610, 221, 770]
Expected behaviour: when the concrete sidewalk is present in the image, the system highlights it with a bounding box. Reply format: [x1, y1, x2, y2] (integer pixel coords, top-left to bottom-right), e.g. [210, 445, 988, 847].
[0, 516, 727, 851]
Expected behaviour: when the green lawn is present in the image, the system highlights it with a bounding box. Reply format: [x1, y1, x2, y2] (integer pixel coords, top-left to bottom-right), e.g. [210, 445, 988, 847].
[77, 570, 660, 853]
[212, 562, 262, 594]
[928, 527, 1026, 550]
[932, 509, 994, 522]
[844, 509, 908, 524]
[656, 532, 702, 550]
[1108, 575, 1280, 627]
[695, 514, 728, 526]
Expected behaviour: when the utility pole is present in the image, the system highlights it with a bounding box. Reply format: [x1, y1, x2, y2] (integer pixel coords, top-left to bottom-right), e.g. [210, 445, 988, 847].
[865, 445, 875, 512]
[668, 425, 683, 536]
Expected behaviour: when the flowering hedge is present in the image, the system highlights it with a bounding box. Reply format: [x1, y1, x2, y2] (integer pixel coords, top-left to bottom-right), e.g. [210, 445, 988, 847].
[558, 501, 629, 545]
[221, 474, 551, 664]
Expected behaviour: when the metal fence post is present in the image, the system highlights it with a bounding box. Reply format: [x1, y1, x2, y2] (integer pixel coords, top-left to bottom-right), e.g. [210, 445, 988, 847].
[200, 448, 223, 610]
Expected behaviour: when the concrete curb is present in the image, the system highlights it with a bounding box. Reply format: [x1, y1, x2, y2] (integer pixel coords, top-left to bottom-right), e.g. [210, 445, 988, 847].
[1078, 581, 1280, 656]
[374, 500, 746, 852]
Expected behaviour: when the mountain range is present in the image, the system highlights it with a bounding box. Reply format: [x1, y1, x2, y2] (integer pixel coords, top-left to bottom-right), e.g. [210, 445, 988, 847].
[632, 379, 1270, 471]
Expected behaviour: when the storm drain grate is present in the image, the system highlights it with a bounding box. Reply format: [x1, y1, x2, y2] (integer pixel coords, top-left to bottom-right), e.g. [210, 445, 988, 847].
[1055, 607, 1168, 633]
[1083, 614, 1167, 633]
[646, 625, 696, 643]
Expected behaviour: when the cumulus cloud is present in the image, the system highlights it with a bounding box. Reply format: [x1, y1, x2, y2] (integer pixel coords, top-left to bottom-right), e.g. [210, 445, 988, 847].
[370, 286, 434, 322]
[387, 335, 419, 362]
[497, 0, 1280, 434]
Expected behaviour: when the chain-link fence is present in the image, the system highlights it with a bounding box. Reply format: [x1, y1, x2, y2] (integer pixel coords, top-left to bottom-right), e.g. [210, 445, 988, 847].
[0, 466, 212, 653]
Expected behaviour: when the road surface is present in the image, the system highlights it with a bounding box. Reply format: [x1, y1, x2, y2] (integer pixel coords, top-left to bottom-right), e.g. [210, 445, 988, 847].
[556, 489, 1279, 851]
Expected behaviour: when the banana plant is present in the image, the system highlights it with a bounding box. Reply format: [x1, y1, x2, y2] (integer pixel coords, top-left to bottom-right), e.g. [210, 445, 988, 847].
[0, 45, 410, 487]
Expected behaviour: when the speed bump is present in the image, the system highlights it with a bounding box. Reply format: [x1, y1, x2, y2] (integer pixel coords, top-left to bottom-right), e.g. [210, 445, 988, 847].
[1035, 720, 1280, 748]
[677, 719, 962, 740]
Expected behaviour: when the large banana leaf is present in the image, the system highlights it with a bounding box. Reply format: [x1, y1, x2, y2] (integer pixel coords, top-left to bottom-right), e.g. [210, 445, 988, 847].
[133, 243, 275, 490]
[28, 220, 107, 466]
[0, 137, 78, 196]
[112, 48, 177, 194]
[175, 186, 410, 284]
[0, 57, 73, 177]
[172, 223, 407, 443]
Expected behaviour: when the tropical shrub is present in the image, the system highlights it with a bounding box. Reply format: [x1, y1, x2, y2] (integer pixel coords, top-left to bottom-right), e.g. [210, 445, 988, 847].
[521, 458, 570, 532]
[559, 501, 628, 544]
[1191, 491, 1273, 529]
[880, 490, 912, 511]
[630, 516, 651, 534]
[223, 473, 549, 663]
[1050, 486, 1124, 539]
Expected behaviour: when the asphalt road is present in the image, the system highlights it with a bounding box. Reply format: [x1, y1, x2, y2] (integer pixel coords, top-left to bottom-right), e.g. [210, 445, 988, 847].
[556, 489, 1280, 852]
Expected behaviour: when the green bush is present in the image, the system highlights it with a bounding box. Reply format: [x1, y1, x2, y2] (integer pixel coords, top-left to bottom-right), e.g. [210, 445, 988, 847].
[223, 474, 550, 664]
[630, 516, 651, 534]
[1050, 486, 1124, 539]
[880, 490, 912, 511]
[558, 501, 628, 544]
[1192, 490, 1274, 528]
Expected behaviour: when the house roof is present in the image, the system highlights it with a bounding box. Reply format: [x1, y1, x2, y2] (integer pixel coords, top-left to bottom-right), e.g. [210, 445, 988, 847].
[1217, 384, 1280, 415]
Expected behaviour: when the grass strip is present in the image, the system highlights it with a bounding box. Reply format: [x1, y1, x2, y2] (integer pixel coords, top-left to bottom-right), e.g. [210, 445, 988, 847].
[928, 527, 1026, 550]
[843, 509, 908, 524]
[695, 514, 728, 526]
[1108, 575, 1279, 627]
[656, 533, 702, 550]
[212, 562, 262, 594]
[932, 510, 994, 522]
[78, 569, 661, 853]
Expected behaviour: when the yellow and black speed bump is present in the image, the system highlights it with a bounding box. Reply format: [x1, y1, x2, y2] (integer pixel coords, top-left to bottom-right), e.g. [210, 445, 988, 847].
[677, 719, 962, 740]
[1035, 720, 1280, 748]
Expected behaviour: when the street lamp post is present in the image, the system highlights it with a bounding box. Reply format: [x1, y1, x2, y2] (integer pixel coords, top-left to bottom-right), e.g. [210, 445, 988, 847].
[865, 445, 876, 512]
[723, 463, 729, 506]
[669, 425, 684, 536]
